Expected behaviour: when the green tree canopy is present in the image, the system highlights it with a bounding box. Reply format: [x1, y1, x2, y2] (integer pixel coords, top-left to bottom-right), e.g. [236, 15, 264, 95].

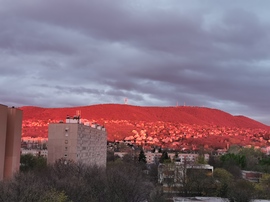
[213, 168, 233, 198]
[20, 154, 47, 172]
[220, 153, 246, 169]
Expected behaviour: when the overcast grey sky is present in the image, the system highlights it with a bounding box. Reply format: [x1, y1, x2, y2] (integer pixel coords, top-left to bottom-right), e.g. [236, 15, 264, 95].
[1, 0, 270, 125]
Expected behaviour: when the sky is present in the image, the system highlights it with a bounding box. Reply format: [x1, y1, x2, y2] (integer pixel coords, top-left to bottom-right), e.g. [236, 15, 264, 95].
[1, 0, 270, 125]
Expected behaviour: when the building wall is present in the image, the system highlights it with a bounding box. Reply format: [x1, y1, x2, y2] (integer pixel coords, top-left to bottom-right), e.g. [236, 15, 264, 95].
[4, 108, 23, 179]
[158, 162, 214, 192]
[77, 124, 107, 167]
[0, 104, 8, 181]
[0, 105, 22, 181]
[21, 149, 48, 157]
[145, 151, 162, 164]
[48, 124, 79, 164]
[48, 123, 107, 167]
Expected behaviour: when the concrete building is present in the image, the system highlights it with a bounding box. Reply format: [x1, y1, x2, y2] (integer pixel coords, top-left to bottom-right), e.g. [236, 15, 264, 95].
[21, 149, 48, 158]
[0, 104, 8, 181]
[145, 151, 209, 165]
[145, 150, 162, 164]
[242, 170, 263, 183]
[0, 104, 23, 181]
[47, 116, 107, 167]
[158, 162, 213, 193]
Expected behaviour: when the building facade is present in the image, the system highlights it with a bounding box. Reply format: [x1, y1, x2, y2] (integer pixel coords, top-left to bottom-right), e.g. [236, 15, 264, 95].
[48, 117, 107, 167]
[158, 162, 214, 193]
[0, 104, 23, 181]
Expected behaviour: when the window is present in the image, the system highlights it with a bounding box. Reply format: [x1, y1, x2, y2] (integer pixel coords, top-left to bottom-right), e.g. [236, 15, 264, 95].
[65, 140, 68, 144]
[64, 154, 68, 157]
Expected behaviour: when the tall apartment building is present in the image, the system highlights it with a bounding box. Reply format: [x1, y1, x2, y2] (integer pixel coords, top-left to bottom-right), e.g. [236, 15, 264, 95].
[48, 116, 107, 167]
[0, 104, 23, 181]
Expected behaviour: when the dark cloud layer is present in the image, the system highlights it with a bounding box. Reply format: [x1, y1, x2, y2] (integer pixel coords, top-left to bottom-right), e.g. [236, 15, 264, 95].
[1, 0, 270, 125]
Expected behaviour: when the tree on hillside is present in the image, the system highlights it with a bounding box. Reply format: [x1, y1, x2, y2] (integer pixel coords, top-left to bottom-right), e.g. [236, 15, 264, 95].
[138, 150, 147, 163]
[228, 145, 241, 154]
[220, 153, 246, 169]
[187, 166, 215, 196]
[173, 151, 179, 160]
[208, 155, 222, 168]
[1, 156, 158, 202]
[40, 189, 69, 202]
[228, 179, 255, 202]
[197, 147, 206, 164]
[106, 162, 154, 202]
[220, 153, 245, 178]
[259, 157, 270, 173]
[238, 147, 264, 171]
[255, 173, 270, 199]
[213, 168, 233, 198]
[159, 151, 170, 163]
[122, 153, 135, 164]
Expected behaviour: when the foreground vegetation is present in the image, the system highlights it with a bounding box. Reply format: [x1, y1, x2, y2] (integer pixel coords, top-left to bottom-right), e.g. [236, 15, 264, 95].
[2, 146, 270, 202]
[0, 155, 163, 202]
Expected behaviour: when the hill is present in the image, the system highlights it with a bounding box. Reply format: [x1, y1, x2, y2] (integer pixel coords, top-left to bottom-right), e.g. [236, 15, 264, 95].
[20, 104, 270, 150]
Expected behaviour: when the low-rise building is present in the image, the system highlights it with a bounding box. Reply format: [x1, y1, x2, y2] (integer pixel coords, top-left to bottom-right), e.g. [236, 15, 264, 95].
[145, 150, 162, 164]
[21, 149, 48, 158]
[242, 170, 263, 183]
[158, 162, 214, 193]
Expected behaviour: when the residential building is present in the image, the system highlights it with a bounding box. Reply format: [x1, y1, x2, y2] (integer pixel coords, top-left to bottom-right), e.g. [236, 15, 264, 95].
[158, 162, 213, 193]
[242, 170, 263, 183]
[0, 104, 23, 181]
[145, 150, 162, 164]
[174, 153, 210, 163]
[21, 149, 48, 158]
[144, 151, 209, 164]
[47, 116, 107, 167]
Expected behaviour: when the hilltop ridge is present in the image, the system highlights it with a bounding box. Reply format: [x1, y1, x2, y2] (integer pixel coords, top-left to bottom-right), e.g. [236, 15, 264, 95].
[21, 104, 270, 150]
[21, 104, 268, 128]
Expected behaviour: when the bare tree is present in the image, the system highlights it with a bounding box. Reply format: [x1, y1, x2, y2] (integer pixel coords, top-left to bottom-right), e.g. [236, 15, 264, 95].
[106, 162, 154, 202]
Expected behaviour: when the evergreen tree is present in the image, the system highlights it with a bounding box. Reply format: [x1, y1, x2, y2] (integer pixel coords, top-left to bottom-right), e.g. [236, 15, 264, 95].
[138, 150, 147, 163]
[159, 151, 170, 163]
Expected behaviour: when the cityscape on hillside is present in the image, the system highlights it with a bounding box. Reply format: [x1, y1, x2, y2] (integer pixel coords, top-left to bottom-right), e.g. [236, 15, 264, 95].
[21, 104, 270, 153]
[2, 1, 270, 201]
[2, 103, 270, 201]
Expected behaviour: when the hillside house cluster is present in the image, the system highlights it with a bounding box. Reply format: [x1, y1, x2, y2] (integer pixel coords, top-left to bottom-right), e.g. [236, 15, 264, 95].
[121, 121, 270, 152]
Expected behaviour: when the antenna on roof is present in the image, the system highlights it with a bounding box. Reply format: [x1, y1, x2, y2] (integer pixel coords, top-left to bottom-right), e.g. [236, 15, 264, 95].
[124, 97, 128, 105]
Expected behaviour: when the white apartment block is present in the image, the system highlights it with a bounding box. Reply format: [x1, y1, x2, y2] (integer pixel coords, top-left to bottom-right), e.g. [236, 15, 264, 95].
[145, 151, 162, 164]
[47, 116, 107, 167]
[169, 153, 209, 164]
[145, 151, 210, 164]
[21, 149, 48, 158]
